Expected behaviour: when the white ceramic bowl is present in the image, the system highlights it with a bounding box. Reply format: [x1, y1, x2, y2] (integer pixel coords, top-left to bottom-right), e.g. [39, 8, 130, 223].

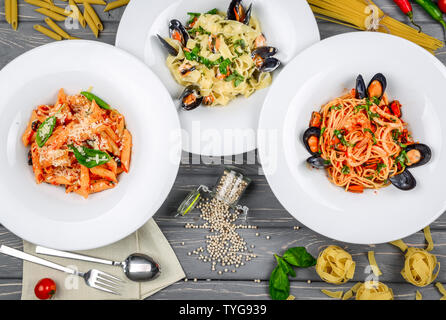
[258, 32, 446, 244]
[0, 41, 182, 250]
[116, 0, 320, 156]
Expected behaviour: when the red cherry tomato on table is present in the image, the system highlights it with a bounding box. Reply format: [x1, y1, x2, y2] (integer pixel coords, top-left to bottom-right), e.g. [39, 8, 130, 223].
[34, 278, 56, 300]
[439, 0, 446, 13]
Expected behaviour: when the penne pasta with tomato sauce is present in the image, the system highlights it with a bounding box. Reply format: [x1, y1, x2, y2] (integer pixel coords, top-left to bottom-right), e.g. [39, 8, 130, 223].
[22, 88, 133, 198]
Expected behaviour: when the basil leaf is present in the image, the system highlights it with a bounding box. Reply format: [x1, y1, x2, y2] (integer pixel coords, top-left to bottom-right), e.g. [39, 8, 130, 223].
[282, 247, 316, 268]
[36, 116, 57, 147]
[81, 92, 111, 110]
[275, 255, 296, 277]
[269, 266, 290, 300]
[68, 145, 111, 168]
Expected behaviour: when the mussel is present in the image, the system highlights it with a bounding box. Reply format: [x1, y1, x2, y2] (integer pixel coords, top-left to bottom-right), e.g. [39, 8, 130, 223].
[307, 155, 330, 169]
[157, 34, 178, 56]
[251, 47, 280, 73]
[180, 85, 203, 111]
[355, 74, 367, 99]
[405, 143, 432, 168]
[367, 73, 387, 99]
[169, 19, 189, 47]
[390, 170, 416, 191]
[227, 0, 252, 25]
[303, 127, 321, 156]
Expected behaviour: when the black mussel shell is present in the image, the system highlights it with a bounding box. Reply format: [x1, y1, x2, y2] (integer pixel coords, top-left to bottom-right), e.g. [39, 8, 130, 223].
[227, 0, 252, 25]
[355, 74, 367, 99]
[180, 85, 203, 111]
[258, 57, 281, 73]
[405, 144, 432, 168]
[169, 19, 189, 47]
[303, 127, 321, 156]
[157, 34, 178, 56]
[307, 155, 330, 169]
[390, 170, 416, 191]
[251, 46, 278, 59]
[367, 73, 387, 99]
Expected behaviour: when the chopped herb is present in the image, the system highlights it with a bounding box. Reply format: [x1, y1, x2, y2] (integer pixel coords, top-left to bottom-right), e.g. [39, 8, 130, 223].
[377, 163, 387, 173]
[392, 129, 401, 142]
[206, 8, 218, 14]
[330, 105, 342, 110]
[333, 129, 354, 147]
[320, 127, 326, 135]
[225, 70, 245, 87]
[341, 165, 350, 175]
[186, 12, 201, 25]
[188, 26, 211, 35]
[324, 159, 331, 165]
[372, 97, 381, 105]
[219, 58, 232, 74]
[364, 128, 377, 145]
[395, 150, 409, 168]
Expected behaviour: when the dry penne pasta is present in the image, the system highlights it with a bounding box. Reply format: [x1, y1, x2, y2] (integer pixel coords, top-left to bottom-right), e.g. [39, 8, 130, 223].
[44, 17, 75, 39]
[83, 7, 98, 37]
[68, 0, 86, 28]
[43, 0, 54, 4]
[23, 89, 132, 199]
[25, 0, 72, 16]
[104, 0, 130, 12]
[35, 8, 67, 21]
[61, 0, 106, 4]
[83, 2, 103, 31]
[5, 0, 11, 24]
[10, 0, 18, 30]
[34, 24, 63, 40]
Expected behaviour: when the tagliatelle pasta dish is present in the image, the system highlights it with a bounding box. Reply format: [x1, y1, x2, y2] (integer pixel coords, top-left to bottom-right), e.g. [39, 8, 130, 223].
[22, 89, 132, 199]
[157, 0, 280, 109]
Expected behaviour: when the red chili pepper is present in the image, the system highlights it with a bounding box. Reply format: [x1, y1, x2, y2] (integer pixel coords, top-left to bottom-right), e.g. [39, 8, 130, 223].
[393, 0, 422, 32]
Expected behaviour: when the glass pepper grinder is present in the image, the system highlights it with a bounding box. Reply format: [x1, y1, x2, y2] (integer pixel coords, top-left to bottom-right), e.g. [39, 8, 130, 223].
[177, 167, 252, 219]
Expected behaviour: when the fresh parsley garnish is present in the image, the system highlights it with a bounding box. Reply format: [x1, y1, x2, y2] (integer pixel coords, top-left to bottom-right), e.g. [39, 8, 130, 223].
[341, 165, 350, 175]
[364, 128, 377, 145]
[225, 70, 245, 87]
[333, 129, 354, 147]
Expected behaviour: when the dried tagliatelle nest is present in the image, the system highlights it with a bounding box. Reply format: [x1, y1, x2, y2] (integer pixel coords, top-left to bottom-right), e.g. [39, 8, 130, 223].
[401, 248, 440, 287]
[355, 281, 394, 300]
[316, 245, 356, 284]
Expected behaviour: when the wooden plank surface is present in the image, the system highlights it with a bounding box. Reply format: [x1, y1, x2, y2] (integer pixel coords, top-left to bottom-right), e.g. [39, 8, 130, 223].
[0, 0, 445, 300]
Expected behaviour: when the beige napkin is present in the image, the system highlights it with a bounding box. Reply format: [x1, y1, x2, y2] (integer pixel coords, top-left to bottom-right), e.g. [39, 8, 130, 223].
[21, 219, 185, 300]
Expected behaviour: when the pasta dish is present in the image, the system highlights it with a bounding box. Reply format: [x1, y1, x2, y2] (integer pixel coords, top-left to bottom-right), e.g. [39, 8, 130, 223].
[157, 0, 280, 109]
[303, 73, 431, 193]
[22, 89, 132, 198]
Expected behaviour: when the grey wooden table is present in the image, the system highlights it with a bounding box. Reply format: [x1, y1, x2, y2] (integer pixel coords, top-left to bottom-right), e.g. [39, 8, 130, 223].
[1, 0, 446, 300]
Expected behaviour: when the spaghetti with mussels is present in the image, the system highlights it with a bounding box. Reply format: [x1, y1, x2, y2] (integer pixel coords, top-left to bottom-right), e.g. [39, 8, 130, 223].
[303, 73, 431, 193]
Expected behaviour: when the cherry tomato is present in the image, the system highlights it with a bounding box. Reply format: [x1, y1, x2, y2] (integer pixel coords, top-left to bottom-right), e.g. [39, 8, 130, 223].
[34, 278, 56, 300]
[439, 0, 446, 13]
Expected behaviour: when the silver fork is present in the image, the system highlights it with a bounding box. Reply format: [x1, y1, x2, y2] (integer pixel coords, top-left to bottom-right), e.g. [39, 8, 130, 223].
[0, 245, 124, 295]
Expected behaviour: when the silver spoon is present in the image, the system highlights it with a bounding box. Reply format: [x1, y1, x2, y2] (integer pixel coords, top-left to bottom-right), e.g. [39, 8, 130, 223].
[35, 246, 160, 282]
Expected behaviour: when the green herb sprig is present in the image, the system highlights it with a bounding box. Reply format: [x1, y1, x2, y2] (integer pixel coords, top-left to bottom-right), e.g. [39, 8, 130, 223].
[269, 247, 316, 300]
[68, 145, 111, 168]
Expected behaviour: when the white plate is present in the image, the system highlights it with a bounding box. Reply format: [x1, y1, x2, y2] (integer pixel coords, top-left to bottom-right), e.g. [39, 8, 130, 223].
[116, 0, 319, 156]
[258, 32, 446, 244]
[0, 41, 182, 250]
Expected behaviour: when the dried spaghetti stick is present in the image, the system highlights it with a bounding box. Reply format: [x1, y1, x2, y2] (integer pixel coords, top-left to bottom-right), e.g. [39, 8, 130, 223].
[367, 251, 383, 276]
[321, 289, 343, 299]
[10, 0, 18, 30]
[390, 239, 408, 252]
[44, 17, 75, 39]
[104, 0, 130, 12]
[34, 24, 63, 40]
[83, 8, 98, 38]
[83, 2, 103, 31]
[424, 226, 434, 252]
[436, 282, 446, 300]
[68, 0, 86, 28]
[416, 290, 422, 300]
[5, 0, 11, 24]
[35, 8, 66, 21]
